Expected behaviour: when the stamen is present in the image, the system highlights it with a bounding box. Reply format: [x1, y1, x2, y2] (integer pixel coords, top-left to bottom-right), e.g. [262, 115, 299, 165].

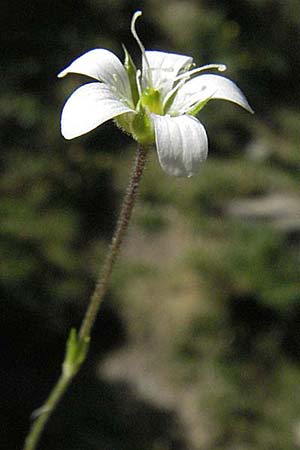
[174, 63, 227, 83]
[131, 10, 153, 87]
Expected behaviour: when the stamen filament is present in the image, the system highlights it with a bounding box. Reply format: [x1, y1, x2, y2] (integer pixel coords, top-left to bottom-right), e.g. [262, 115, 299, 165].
[136, 69, 142, 97]
[174, 63, 227, 83]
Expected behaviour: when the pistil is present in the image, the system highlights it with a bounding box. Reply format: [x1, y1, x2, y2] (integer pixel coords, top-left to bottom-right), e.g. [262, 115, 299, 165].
[131, 11, 153, 88]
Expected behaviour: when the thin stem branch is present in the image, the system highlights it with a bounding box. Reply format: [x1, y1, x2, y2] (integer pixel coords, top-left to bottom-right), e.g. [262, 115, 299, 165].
[23, 373, 71, 450]
[22, 144, 148, 450]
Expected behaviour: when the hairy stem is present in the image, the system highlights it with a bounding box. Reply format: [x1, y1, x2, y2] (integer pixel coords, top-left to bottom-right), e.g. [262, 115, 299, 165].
[22, 145, 148, 450]
[79, 144, 147, 340]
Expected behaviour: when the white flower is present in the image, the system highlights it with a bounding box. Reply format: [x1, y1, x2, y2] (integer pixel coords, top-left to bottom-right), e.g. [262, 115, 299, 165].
[58, 11, 253, 177]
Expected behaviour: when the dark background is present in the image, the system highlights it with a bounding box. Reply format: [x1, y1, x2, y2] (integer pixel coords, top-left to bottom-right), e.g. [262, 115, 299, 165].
[1, 1, 300, 449]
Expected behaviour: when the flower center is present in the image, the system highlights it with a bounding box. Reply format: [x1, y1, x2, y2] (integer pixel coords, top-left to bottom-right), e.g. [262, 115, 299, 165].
[140, 87, 163, 115]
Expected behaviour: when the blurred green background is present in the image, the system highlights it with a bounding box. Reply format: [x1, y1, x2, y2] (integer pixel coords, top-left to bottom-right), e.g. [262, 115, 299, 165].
[1, 1, 300, 449]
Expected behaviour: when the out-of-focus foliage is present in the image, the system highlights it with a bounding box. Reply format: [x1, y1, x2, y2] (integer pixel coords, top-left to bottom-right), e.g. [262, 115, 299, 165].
[1, 1, 300, 450]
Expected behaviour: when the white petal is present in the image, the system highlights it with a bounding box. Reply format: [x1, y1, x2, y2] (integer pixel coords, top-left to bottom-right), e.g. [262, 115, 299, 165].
[61, 82, 134, 139]
[142, 51, 193, 97]
[58, 49, 132, 101]
[152, 114, 208, 177]
[170, 74, 254, 114]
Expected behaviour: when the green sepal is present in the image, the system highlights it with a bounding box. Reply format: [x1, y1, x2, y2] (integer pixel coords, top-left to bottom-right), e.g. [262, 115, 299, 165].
[188, 95, 213, 116]
[123, 45, 139, 107]
[131, 103, 155, 145]
[114, 112, 134, 135]
[63, 328, 90, 378]
[163, 88, 179, 114]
